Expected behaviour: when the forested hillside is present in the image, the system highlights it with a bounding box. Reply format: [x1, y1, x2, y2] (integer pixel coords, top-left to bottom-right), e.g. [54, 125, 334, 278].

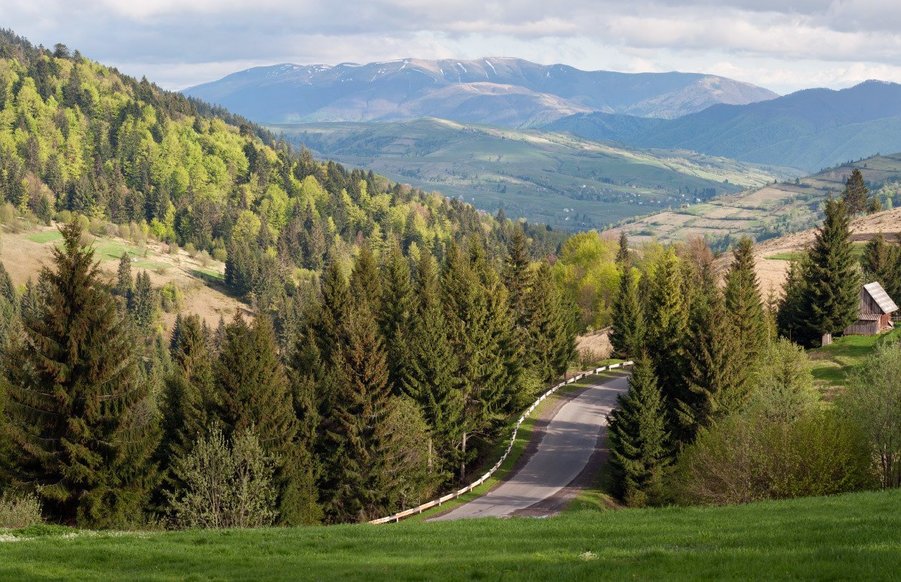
[0, 30, 578, 528]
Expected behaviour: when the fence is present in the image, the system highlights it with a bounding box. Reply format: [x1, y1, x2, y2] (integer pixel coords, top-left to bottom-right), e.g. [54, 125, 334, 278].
[368, 361, 635, 525]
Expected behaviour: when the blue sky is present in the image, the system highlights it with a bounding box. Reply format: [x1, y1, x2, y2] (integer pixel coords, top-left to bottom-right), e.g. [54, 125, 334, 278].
[5, 0, 901, 93]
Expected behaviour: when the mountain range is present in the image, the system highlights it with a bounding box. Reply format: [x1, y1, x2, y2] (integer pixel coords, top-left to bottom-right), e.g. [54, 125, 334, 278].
[184, 58, 778, 126]
[545, 81, 901, 172]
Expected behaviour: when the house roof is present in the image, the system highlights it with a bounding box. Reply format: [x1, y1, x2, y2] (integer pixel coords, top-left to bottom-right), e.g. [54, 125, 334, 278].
[864, 282, 899, 314]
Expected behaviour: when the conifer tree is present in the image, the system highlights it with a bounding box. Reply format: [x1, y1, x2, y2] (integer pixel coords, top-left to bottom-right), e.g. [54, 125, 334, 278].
[801, 199, 861, 345]
[128, 271, 155, 329]
[776, 257, 810, 343]
[322, 300, 393, 522]
[503, 225, 532, 327]
[841, 168, 869, 215]
[681, 271, 745, 439]
[215, 315, 317, 524]
[378, 243, 416, 395]
[644, 248, 689, 412]
[611, 265, 645, 359]
[0, 261, 15, 306]
[616, 231, 631, 267]
[350, 244, 381, 311]
[115, 252, 132, 299]
[3, 223, 159, 526]
[525, 262, 576, 383]
[861, 234, 898, 300]
[607, 355, 671, 507]
[723, 237, 767, 376]
[402, 250, 462, 480]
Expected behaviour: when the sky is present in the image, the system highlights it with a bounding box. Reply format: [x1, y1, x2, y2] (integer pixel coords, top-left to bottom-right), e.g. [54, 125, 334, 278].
[4, 0, 901, 94]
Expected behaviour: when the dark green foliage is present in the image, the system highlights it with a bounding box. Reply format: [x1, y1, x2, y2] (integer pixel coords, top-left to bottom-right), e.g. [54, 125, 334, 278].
[722, 237, 767, 384]
[128, 271, 156, 329]
[841, 169, 870, 215]
[611, 265, 644, 359]
[525, 263, 576, 384]
[115, 252, 132, 299]
[861, 234, 901, 301]
[2, 223, 159, 527]
[616, 231, 631, 267]
[777, 258, 810, 343]
[378, 243, 416, 395]
[607, 356, 672, 507]
[503, 225, 532, 327]
[350, 244, 382, 312]
[801, 199, 861, 345]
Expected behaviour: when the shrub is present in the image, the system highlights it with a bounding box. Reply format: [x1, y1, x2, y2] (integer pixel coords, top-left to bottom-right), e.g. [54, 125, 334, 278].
[184, 242, 197, 258]
[165, 428, 278, 529]
[0, 491, 43, 529]
[160, 282, 183, 313]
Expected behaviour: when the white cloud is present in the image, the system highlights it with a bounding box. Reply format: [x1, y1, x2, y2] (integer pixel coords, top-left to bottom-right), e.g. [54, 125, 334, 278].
[4, 0, 901, 93]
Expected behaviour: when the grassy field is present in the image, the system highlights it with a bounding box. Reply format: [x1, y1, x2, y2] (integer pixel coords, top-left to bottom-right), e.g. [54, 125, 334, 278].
[1, 489, 898, 580]
[809, 328, 901, 390]
[612, 153, 901, 245]
[273, 119, 786, 231]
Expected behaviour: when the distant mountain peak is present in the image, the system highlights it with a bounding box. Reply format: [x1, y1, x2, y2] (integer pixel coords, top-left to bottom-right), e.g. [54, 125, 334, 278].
[184, 57, 777, 126]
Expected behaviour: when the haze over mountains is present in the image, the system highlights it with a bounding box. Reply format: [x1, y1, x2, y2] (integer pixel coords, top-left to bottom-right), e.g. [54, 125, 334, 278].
[545, 80, 901, 172]
[185, 58, 778, 126]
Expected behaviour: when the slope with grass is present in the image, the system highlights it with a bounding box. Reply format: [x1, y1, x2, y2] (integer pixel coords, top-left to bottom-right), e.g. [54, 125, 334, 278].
[1, 489, 898, 580]
[277, 119, 788, 230]
[610, 153, 901, 253]
[0, 222, 245, 331]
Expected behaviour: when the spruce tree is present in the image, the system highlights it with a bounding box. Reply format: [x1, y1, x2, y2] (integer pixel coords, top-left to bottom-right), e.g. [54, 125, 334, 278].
[723, 237, 767, 377]
[503, 225, 532, 327]
[115, 252, 132, 299]
[801, 199, 861, 345]
[682, 271, 745, 439]
[402, 250, 462, 481]
[128, 271, 156, 329]
[350, 244, 382, 311]
[644, 248, 689, 412]
[607, 355, 671, 507]
[378, 243, 416, 395]
[861, 233, 896, 295]
[616, 231, 631, 267]
[3, 223, 159, 526]
[611, 265, 645, 359]
[841, 169, 869, 215]
[525, 262, 576, 383]
[776, 257, 811, 343]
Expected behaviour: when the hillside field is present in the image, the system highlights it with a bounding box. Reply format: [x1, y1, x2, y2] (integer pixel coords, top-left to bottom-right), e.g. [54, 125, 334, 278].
[0, 489, 898, 580]
[276, 119, 788, 231]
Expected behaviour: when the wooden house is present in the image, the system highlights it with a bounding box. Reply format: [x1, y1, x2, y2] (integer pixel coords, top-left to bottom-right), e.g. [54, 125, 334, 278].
[844, 282, 899, 336]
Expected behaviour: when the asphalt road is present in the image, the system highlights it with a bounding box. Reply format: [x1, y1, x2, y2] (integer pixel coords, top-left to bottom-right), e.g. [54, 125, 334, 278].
[431, 374, 630, 521]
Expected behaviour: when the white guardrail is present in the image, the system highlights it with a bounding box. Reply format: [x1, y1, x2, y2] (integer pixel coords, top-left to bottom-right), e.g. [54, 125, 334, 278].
[368, 360, 634, 524]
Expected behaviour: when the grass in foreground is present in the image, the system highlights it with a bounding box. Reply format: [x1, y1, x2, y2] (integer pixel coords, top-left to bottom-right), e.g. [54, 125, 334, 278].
[1, 489, 898, 581]
[809, 328, 901, 389]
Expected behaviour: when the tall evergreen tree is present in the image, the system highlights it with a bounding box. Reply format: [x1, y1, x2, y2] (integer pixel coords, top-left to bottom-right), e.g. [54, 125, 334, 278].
[350, 244, 381, 311]
[607, 355, 671, 507]
[723, 237, 767, 378]
[3, 223, 159, 526]
[115, 252, 132, 299]
[128, 271, 155, 329]
[611, 265, 645, 359]
[861, 233, 898, 299]
[776, 257, 811, 343]
[841, 168, 870, 215]
[644, 248, 689, 413]
[378, 243, 416, 395]
[616, 231, 631, 267]
[525, 262, 576, 384]
[801, 199, 861, 346]
[503, 225, 532, 327]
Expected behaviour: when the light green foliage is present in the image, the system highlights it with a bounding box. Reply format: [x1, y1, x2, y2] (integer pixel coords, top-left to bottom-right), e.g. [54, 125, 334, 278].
[748, 339, 819, 423]
[0, 491, 43, 529]
[843, 342, 901, 488]
[165, 428, 277, 529]
[552, 231, 619, 329]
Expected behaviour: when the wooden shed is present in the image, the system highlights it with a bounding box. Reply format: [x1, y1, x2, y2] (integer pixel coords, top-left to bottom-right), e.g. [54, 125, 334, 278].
[844, 282, 899, 336]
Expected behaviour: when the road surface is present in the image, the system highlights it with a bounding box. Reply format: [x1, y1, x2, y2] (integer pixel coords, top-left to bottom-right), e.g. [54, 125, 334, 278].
[432, 374, 629, 521]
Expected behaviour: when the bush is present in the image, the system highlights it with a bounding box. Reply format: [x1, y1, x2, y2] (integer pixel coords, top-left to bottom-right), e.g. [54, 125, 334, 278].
[160, 282, 183, 313]
[0, 491, 43, 529]
[165, 428, 278, 529]
[184, 242, 197, 258]
[671, 408, 875, 505]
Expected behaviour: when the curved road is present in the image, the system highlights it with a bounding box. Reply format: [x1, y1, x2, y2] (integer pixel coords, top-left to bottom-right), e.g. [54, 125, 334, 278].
[432, 374, 629, 521]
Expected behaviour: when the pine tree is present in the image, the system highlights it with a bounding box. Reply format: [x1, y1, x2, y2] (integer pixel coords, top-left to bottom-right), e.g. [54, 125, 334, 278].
[841, 169, 869, 215]
[215, 315, 317, 524]
[861, 233, 894, 288]
[681, 271, 745, 439]
[802, 199, 861, 345]
[776, 257, 811, 343]
[611, 265, 645, 359]
[503, 225, 532, 327]
[350, 244, 381, 311]
[723, 237, 767, 378]
[3, 223, 159, 526]
[525, 262, 576, 383]
[0, 261, 15, 306]
[402, 250, 463, 481]
[607, 355, 671, 507]
[115, 252, 132, 299]
[128, 271, 155, 329]
[616, 231, 631, 267]
[644, 248, 689, 412]
[378, 243, 416, 395]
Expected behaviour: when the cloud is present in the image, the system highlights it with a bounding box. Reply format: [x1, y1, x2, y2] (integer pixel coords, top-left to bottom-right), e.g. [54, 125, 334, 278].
[4, 0, 901, 93]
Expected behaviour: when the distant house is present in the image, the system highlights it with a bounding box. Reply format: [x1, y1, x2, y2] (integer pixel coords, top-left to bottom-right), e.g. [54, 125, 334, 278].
[844, 282, 899, 336]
